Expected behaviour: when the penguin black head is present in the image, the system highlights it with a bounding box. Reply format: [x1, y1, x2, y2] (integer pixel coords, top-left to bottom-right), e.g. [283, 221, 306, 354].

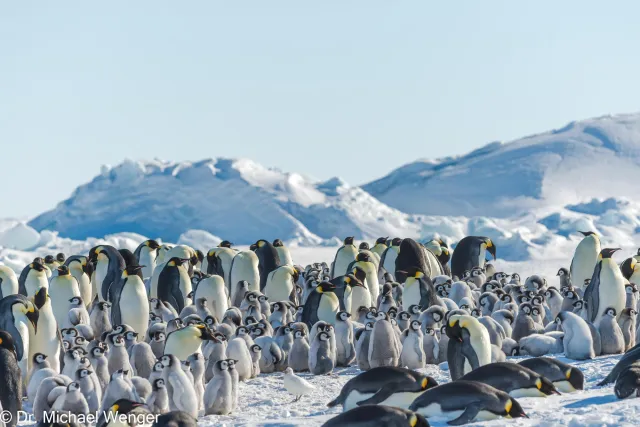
[355, 252, 371, 263]
[358, 242, 370, 250]
[375, 237, 389, 245]
[108, 399, 144, 415]
[219, 240, 233, 248]
[343, 236, 355, 246]
[503, 397, 528, 419]
[44, 255, 55, 264]
[195, 249, 204, 263]
[251, 344, 262, 354]
[145, 240, 161, 250]
[56, 253, 66, 263]
[30, 261, 46, 273]
[605, 307, 617, 317]
[0, 331, 16, 355]
[153, 378, 166, 389]
[344, 274, 364, 288]
[167, 257, 190, 267]
[600, 248, 621, 259]
[566, 366, 585, 391]
[535, 376, 560, 396]
[556, 268, 569, 277]
[364, 322, 374, 332]
[337, 311, 351, 322]
[410, 320, 421, 331]
[55, 264, 71, 276]
[391, 238, 403, 247]
[408, 305, 421, 315]
[388, 307, 398, 318]
[316, 282, 337, 294]
[579, 231, 596, 237]
[272, 239, 284, 247]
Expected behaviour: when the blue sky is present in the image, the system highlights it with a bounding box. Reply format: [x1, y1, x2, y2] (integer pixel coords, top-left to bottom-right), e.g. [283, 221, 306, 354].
[2, 2, 640, 217]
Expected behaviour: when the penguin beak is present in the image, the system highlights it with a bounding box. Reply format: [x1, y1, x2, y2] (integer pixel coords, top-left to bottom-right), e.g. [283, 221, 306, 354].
[486, 241, 496, 260]
[26, 309, 39, 334]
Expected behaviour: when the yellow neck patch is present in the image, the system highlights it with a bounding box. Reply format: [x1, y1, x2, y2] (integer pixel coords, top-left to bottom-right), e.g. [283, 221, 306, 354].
[409, 414, 418, 427]
[505, 399, 512, 413]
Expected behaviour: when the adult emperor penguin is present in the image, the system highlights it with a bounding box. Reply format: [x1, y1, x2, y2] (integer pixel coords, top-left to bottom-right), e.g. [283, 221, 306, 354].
[302, 282, 340, 327]
[450, 236, 496, 280]
[156, 257, 192, 315]
[570, 231, 601, 292]
[113, 265, 150, 338]
[584, 248, 626, 327]
[252, 239, 281, 290]
[371, 237, 389, 258]
[331, 237, 358, 279]
[446, 314, 492, 380]
[459, 362, 560, 398]
[264, 265, 299, 303]
[49, 265, 81, 327]
[0, 266, 18, 299]
[401, 267, 440, 311]
[0, 294, 39, 378]
[228, 250, 261, 301]
[164, 324, 215, 361]
[519, 357, 584, 393]
[323, 405, 429, 427]
[64, 256, 93, 307]
[18, 261, 48, 297]
[327, 366, 436, 412]
[380, 238, 402, 280]
[273, 239, 293, 266]
[31, 287, 61, 373]
[0, 331, 22, 427]
[614, 364, 640, 399]
[133, 239, 161, 279]
[409, 380, 528, 424]
[88, 245, 126, 302]
[193, 274, 228, 322]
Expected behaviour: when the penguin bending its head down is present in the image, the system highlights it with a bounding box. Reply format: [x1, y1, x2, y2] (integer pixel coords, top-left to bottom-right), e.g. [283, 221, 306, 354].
[450, 236, 496, 280]
[400, 267, 440, 312]
[88, 245, 126, 303]
[321, 405, 429, 427]
[302, 282, 341, 328]
[164, 324, 215, 361]
[157, 257, 192, 315]
[18, 261, 48, 297]
[584, 248, 626, 327]
[459, 361, 560, 398]
[0, 294, 39, 378]
[446, 314, 491, 380]
[519, 357, 584, 393]
[133, 239, 161, 279]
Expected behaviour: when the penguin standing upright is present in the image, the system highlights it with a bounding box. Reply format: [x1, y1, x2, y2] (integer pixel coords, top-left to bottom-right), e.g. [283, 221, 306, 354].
[446, 314, 492, 380]
[584, 248, 626, 327]
[302, 282, 340, 327]
[450, 236, 496, 280]
[331, 237, 358, 279]
[134, 239, 161, 279]
[264, 265, 298, 304]
[88, 245, 126, 303]
[352, 253, 380, 307]
[380, 238, 402, 280]
[205, 243, 236, 288]
[193, 275, 228, 323]
[30, 287, 61, 373]
[401, 267, 440, 311]
[0, 266, 18, 299]
[228, 250, 261, 302]
[273, 239, 293, 266]
[570, 231, 601, 292]
[156, 258, 192, 315]
[371, 237, 388, 258]
[368, 313, 401, 369]
[0, 331, 22, 427]
[0, 295, 39, 379]
[113, 265, 149, 338]
[64, 256, 93, 307]
[18, 261, 48, 297]
[252, 240, 281, 291]
[48, 265, 81, 327]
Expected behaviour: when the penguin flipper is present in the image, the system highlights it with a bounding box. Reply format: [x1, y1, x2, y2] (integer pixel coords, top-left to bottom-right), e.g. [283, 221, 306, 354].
[356, 381, 420, 406]
[584, 261, 602, 322]
[448, 403, 482, 426]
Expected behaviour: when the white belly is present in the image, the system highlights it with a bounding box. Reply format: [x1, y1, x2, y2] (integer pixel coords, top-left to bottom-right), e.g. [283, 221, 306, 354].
[510, 387, 546, 398]
[379, 391, 423, 409]
[404, 283, 421, 308]
[120, 282, 150, 337]
[139, 248, 157, 279]
[318, 294, 339, 324]
[51, 285, 80, 327]
[333, 248, 358, 279]
[350, 287, 371, 317]
[342, 390, 374, 412]
[417, 403, 498, 423]
[595, 261, 626, 326]
[194, 276, 228, 322]
[382, 251, 398, 279]
[26, 274, 48, 297]
[571, 238, 600, 289]
[229, 255, 260, 301]
[95, 261, 109, 301]
[70, 270, 92, 306]
[554, 381, 576, 393]
[265, 275, 292, 302]
[31, 306, 61, 372]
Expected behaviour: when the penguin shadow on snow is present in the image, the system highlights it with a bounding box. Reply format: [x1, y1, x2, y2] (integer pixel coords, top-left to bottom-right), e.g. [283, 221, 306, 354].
[563, 394, 618, 409]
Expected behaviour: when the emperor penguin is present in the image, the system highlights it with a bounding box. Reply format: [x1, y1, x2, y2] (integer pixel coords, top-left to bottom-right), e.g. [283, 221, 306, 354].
[618, 308, 637, 351]
[371, 237, 389, 258]
[88, 245, 126, 302]
[49, 265, 81, 327]
[309, 331, 335, 375]
[0, 294, 39, 379]
[113, 265, 149, 339]
[31, 287, 61, 373]
[331, 237, 358, 279]
[160, 354, 198, 417]
[205, 244, 236, 288]
[147, 378, 169, 414]
[459, 362, 560, 398]
[156, 257, 192, 315]
[133, 239, 161, 279]
[301, 282, 340, 327]
[555, 311, 595, 360]
[0, 331, 22, 427]
[570, 231, 601, 292]
[409, 381, 528, 425]
[450, 236, 496, 280]
[349, 267, 372, 318]
[264, 265, 298, 304]
[252, 239, 281, 290]
[519, 357, 584, 393]
[368, 313, 401, 369]
[599, 307, 625, 355]
[400, 320, 425, 369]
[51, 381, 89, 416]
[351, 252, 380, 305]
[355, 322, 374, 371]
[0, 266, 18, 299]
[228, 250, 260, 301]
[75, 367, 102, 412]
[203, 359, 234, 415]
[380, 238, 403, 280]
[584, 248, 626, 327]
[164, 324, 215, 361]
[330, 273, 365, 313]
[323, 405, 429, 427]
[193, 274, 228, 322]
[401, 267, 440, 311]
[64, 256, 93, 308]
[273, 239, 293, 266]
[446, 314, 492, 380]
[90, 301, 112, 338]
[18, 261, 48, 297]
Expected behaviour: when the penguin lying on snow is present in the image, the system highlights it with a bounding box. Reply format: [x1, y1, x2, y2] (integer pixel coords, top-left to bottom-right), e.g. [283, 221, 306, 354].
[445, 315, 491, 380]
[519, 357, 584, 392]
[322, 405, 429, 427]
[459, 362, 560, 398]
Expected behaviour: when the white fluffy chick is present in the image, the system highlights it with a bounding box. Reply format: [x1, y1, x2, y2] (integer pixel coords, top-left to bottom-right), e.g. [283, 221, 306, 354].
[283, 367, 315, 402]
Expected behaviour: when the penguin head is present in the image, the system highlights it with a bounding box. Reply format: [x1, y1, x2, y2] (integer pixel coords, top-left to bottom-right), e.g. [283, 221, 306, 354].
[30, 261, 46, 273]
[74, 336, 87, 347]
[503, 397, 528, 419]
[531, 306, 541, 317]
[318, 331, 330, 342]
[153, 332, 166, 342]
[108, 399, 144, 415]
[0, 331, 16, 356]
[408, 305, 421, 315]
[167, 257, 190, 267]
[563, 289, 575, 299]
[425, 327, 435, 336]
[391, 238, 403, 247]
[44, 255, 55, 265]
[161, 354, 177, 367]
[76, 368, 93, 379]
[315, 282, 337, 294]
[573, 300, 583, 310]
[470, 308, 481, 317]
[219, 240, 233, 248]
[145, 240, 161, 250]
[357, 306, 370, 316]
[358, 242, 370, 251]
[294, 330, 305, 340]
[600, 248, 621, 259]
[344, 274, 364, 288]
[153, 361, 163, 372]
[227, 359, 237, 370]
[113, 335, 125, 347]
[556, 268, 569, 277]
[535, 376, 560, 395]
[337, 311, 351, 322]
[375, 237, 388, 245]
[605, 307, 617, 317]
[123, 265, 144, 277]
[98, 301, 111, 311]
[56, 265, 70, 276]
[67, 382, 81, 392]
[364, 322, 374, 331]
[565, 367, 585, 391]
[501, 294, 512, 304]
[68, 296, 83, 306]
[626, 284, 638, 294]
[33, 353, 48, 365]
[352, 266, 367, 283]
[343, 236, 355, 246]
[482, 238, 497, 260]
[520, 303, 533, 316]
[355, 252, 371, 263]
[251, 344, 262, 354]
[217, 359, 230, 371]
[410, 320, 421, 331]
[388, 307, 398, 318]
[375, 311, 388, 321]
[579, 231, 597, 237]
[153, 378, 166, 390]
[272, 239, 284, 247]
[250, 327, 265, 338]
[125, 331, 138, 342]
[193, 323, 215, 341]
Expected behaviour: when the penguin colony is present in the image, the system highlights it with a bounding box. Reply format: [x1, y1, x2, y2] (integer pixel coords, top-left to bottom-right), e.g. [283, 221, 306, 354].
[0, 233, 637, 426]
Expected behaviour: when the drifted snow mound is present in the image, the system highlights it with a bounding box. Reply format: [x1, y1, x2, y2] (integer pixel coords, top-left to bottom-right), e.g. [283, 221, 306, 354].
[0, 223, 41, 250]
[364, 113, 640, 218]
[29, 158, 423, 243]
